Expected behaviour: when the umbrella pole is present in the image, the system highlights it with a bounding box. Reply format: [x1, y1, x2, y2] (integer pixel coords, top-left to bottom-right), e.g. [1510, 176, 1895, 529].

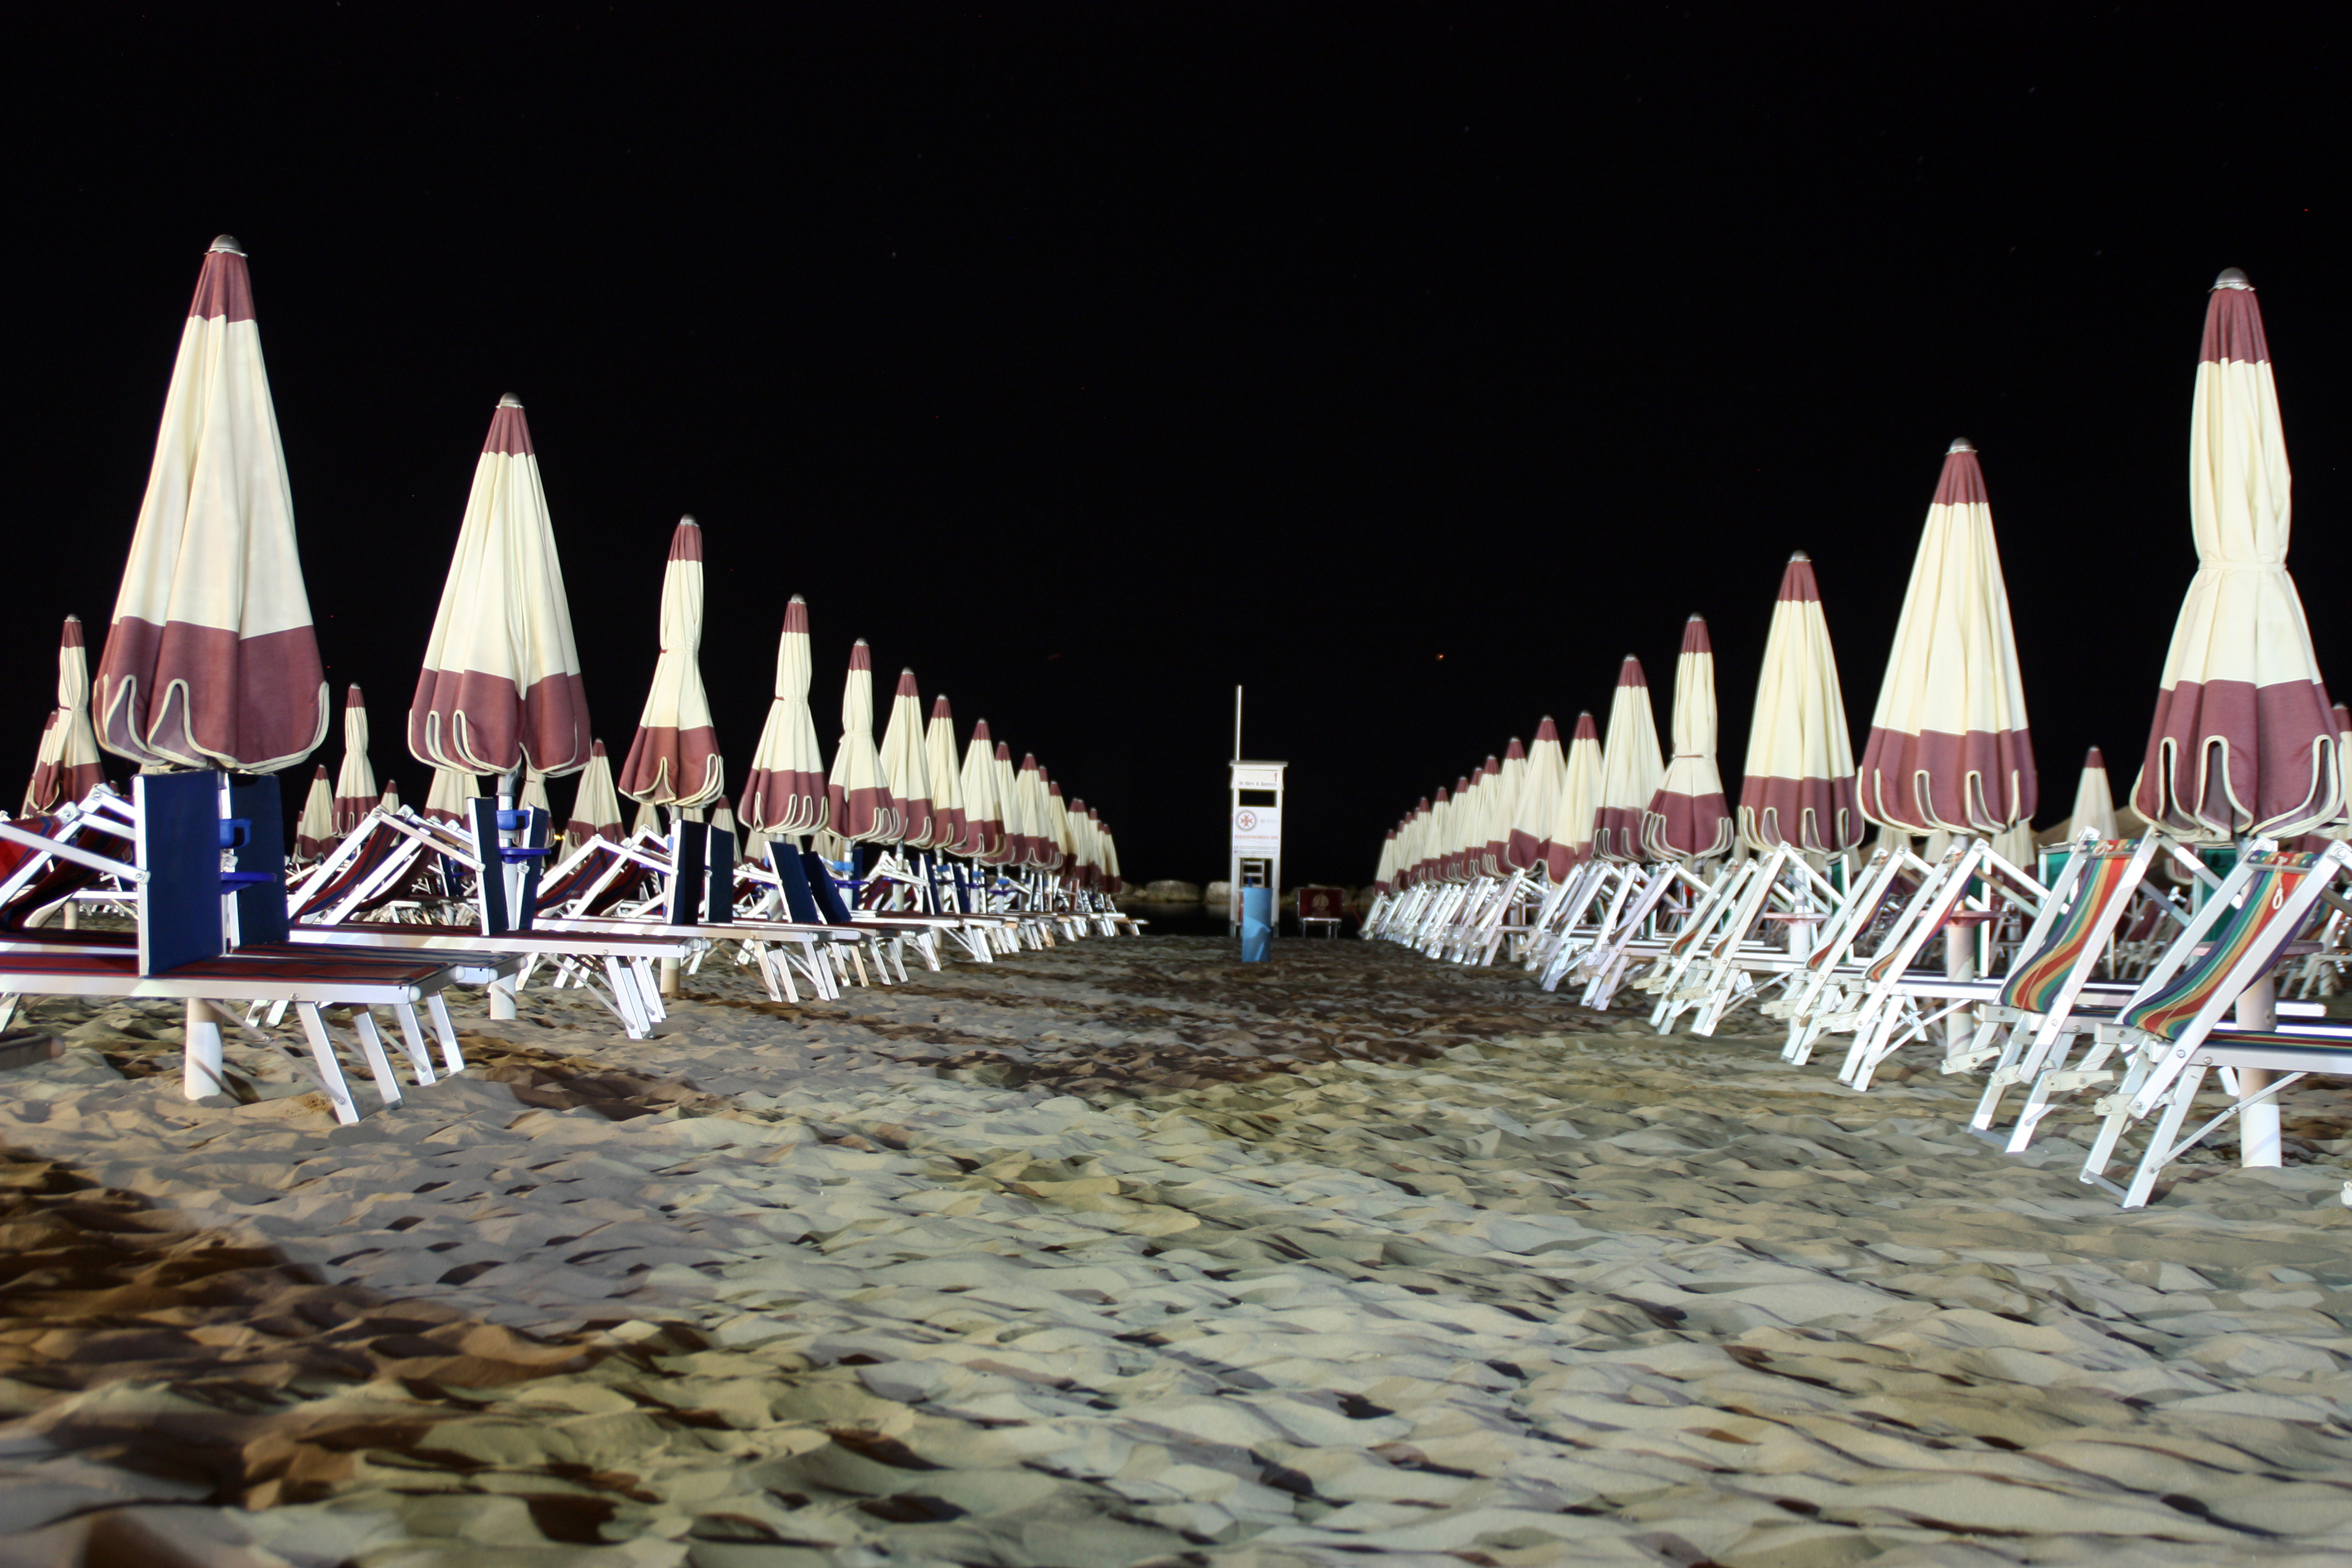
[489, 767, 521, 1020]
[184, 998, 225, 1099]
[2237, 967, 2283, 1170]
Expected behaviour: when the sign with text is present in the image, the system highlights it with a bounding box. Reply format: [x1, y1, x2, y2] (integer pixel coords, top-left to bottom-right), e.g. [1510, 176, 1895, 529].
[1231, 805, 1282, 851]
[1230, 764, 1285, 792]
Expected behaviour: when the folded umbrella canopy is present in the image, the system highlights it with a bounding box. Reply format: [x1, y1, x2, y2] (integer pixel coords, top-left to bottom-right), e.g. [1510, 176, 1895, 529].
[95, 236, 328, 772]
[1508, 718, 1566, 874]
[1594, 660, 1664, 863]
[1546, 713, 1605, 880]
[1011, 754, 1054, 869]
[332, 685, 377, 835]
[617, 517, 723, 812]
[924, 696, 967, 857]
[827, 640, 898, 845]
[1425, 785, 1455, 881]
[739, 595, 830, 840]
[1045, 776, 1076, 874]
[2134, 270, 2341, 840]
[2069, 747, 2118, 840]
[1646, 616, 1734, 861]
[424, 768, 476, 826]
[27, 616, 106, 813]
[1739, 553, 1860, 855]
[991, 743, 1026, 865]
[377, 782, 400, 813]
[957, 719, 1006, 862]
[879, 670, 936, 850]
[1484, 747, 1521, 874]
[411, 394, 592, 779]
[22, 714, 61, 817]
[1858, 439, 2035, 835]
[1373, 827, 1400, 894]
[565, 739, 625, 851]
[520, 773, 553, 815]
[294, 767, 334, 861]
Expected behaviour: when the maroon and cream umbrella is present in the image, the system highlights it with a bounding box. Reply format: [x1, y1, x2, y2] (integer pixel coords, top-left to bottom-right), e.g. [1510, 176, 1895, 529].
[1738, 553, 1860, 855]
[1095, 807, 1123, 893]
[2065, 747, 2118, 840]
[739, 596, 829, 840]
[1373, 827, 1400, 894]
[2134, 270, 2341, 841]
[827, 640, 898, 845]
[423, 767, 476, 826]
[22, 713, 62, 817]
[957, 720, 1007, 862]
[617, 518, 724, 814]
[1483, 748, 1518, 874]
[1010, 754, 1054, 868]
[1645, 616, 1734, 861]
[1593, 660, 1665, 863]
[410, 394, 592, 781]
[332, 686, 377, 835]
[295, 767, 334, 861]
[1546, 713, 1605, 880]
[94, 236, 328, 773]
[1043, 774, 1075, 872]
[924, 696, 967, 857]
[377, 782, 400, 814]
[879, 670, 936, 850]
[565, 739, 625, 851]
[1425, 785, 1455, 881]
[1857, 439, 2034, 835]
[1507, 718, 1565, 874]
[46, 617, 105, 807]
[989, 743, 1025, 865]
[1403, 797, 1431, 884]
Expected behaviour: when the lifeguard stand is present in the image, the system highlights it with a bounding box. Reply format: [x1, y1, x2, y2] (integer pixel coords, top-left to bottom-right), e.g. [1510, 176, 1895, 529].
[1229, 759, 1285, 929]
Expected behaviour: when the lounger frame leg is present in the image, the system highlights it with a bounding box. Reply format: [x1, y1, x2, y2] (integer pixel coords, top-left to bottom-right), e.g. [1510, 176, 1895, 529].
[292, 1003, 363, 1125]
[426, 994, 465, 1073]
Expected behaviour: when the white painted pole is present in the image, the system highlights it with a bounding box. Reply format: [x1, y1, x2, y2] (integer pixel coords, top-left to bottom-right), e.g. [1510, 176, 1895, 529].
[2237, 973, 2281, 1167]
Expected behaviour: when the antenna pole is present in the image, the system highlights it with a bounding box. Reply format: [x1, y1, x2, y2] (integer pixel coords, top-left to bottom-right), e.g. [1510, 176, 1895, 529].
[1233, 685, 1244, 762]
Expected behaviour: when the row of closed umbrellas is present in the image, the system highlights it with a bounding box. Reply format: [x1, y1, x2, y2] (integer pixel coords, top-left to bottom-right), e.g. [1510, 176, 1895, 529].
[18, 235, 1120, 891]
[1378, 268, 2342, 889]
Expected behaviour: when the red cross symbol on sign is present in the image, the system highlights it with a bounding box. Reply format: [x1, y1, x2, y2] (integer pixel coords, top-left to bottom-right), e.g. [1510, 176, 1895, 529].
[1235, 809, 1259, 832]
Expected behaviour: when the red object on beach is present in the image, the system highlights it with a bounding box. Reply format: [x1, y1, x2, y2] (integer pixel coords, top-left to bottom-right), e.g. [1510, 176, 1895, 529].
[1739, 553, 1860, 855]
[1645, 616, 1733, 861]
[618, 518, 723, 811]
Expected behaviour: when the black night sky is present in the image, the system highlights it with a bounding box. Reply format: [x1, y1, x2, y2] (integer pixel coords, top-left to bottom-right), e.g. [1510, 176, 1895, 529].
[7, 6, 2348, 887]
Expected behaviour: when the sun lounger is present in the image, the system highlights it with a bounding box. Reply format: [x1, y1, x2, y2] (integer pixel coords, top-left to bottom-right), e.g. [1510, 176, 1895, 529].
[2072, 844, 2352, 1206]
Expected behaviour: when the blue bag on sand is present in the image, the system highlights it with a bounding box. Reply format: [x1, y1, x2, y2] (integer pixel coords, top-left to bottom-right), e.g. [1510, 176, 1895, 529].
[1240, 886, 1273, 962]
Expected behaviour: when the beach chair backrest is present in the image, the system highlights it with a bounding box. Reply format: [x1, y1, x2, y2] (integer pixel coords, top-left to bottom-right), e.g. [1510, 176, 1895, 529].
[802, 850, 857, 924]
[136, 770, 226, 976]
[1989, 834, 2144, 1013]
[1860, 842, 1978, 986]
[2118, 850, 2335, 1044]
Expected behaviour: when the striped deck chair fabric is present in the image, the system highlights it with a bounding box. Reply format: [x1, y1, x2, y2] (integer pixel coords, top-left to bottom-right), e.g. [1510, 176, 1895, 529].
[2116, 852, 2324, 1047]
[1997, 840, 2140, 1015]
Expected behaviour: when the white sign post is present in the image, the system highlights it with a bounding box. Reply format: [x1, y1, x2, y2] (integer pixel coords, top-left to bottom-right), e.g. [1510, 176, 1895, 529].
[1229, 760, 1287, 928]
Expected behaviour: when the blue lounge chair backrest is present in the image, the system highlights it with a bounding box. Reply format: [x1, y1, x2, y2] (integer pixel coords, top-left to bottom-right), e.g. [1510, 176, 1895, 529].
[137, 771, 225, 976]
[706, 825, 736, 923]
[768, 842, 825, 924]
[802, 850, 856, 924]
[229, 772, 288, 945]
[668, 821, 708, 926]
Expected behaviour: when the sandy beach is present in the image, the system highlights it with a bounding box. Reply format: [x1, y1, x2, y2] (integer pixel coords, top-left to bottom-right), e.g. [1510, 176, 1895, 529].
[2, 938, 2350, 1567]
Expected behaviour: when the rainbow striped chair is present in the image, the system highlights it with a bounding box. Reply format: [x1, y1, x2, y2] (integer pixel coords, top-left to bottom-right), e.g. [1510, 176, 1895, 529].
[2077, 843, 2352, 1208]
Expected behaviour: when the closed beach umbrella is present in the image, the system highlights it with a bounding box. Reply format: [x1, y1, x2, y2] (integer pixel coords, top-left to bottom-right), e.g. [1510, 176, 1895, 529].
[424, 767, 476, 826]
[2134, 270, 2340, 840]
[991, 742, 1024, 865]
[879, 670, 935, 849]
[1594, 659, 1665, 862]
[1043, 775, 1074, 871]
[2069, 747, 2118, 840]
[564, 739, 625, 850]
[1507, 719, 1564, 874]
[1856, 439, 2035, 835]
[95, 236, 328, 773]
[1546, 712, 1605, 880]
[22, 713, 61, 817]
[332, 685, 377, 835]
[1486, 747, 1522, 874]
[617, 517, 723, 811]
[958, 719, 1007, 862]
[739, 595, 829, 838]
[410, 394, 592, 779]
[1011, 753, 1052, 867]
[1739, 553, 1860, 855]
[295, 767, 335, 860]
[827, 640, 898, 844]
[50, 617, 105, 806]
[1645, 616, 1734, 861]
[378, 782, 400, 814]
[924, 696, 967, 856]
[1426, 785, 1455, 881]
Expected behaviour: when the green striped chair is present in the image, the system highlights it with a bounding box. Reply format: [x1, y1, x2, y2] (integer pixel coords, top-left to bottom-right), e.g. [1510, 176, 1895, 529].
[2077, 842, 2352, 1207]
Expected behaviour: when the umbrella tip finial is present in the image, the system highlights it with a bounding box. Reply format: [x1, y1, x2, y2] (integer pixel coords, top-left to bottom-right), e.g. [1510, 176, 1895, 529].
[1789, 549, 1809, 562]
[679, 513, 697, 527]
[208, 234, 244, 256]
[1946, 436, 1975, 455]
[2214, 266, 2252, 290]
[498, 392, 523, 408]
